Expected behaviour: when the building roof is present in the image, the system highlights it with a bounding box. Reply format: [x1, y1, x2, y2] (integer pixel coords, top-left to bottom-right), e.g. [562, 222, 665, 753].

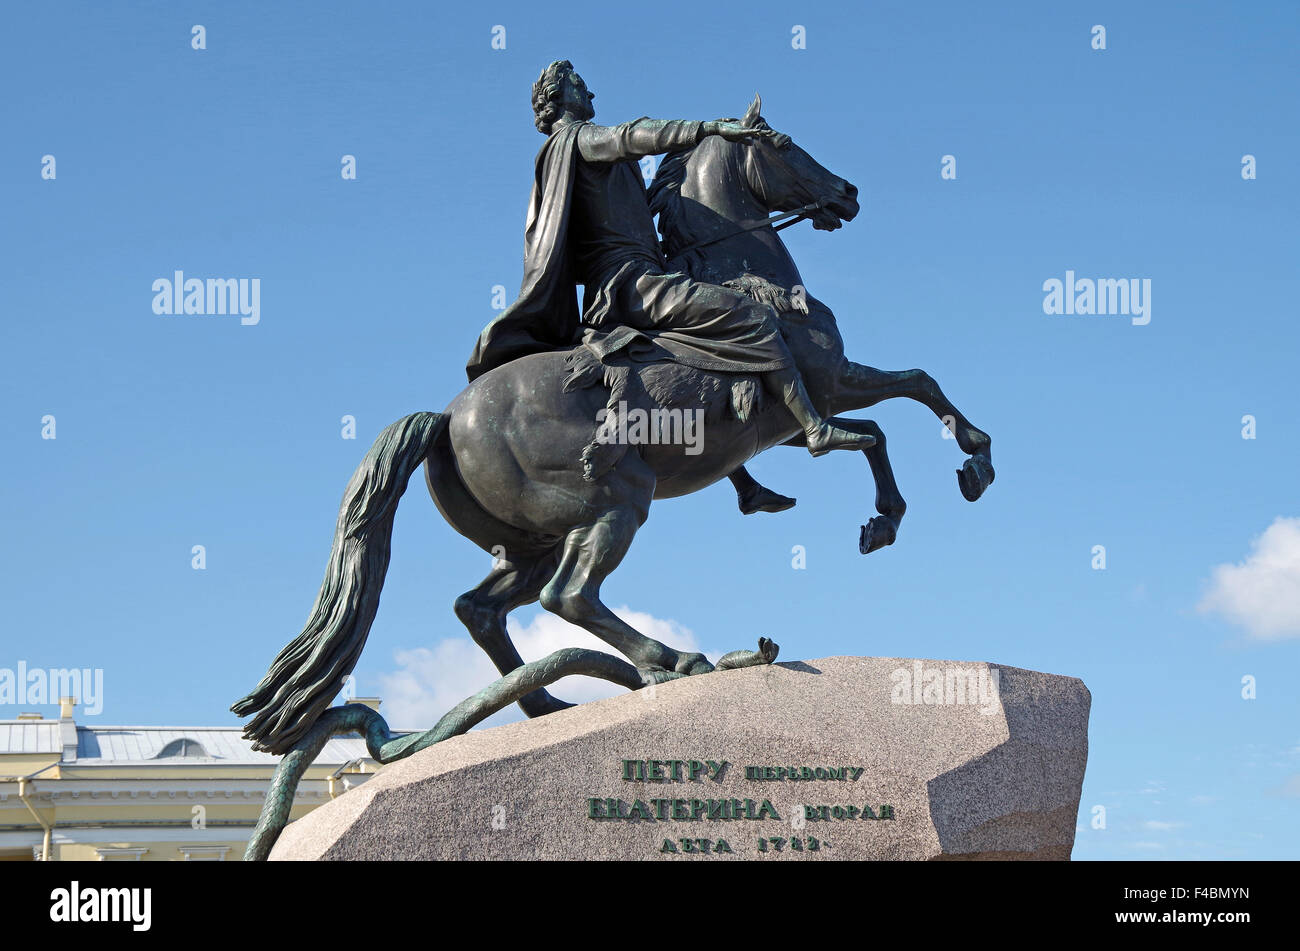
[0, 720, 62, 755]
[0, 721, 374, 766]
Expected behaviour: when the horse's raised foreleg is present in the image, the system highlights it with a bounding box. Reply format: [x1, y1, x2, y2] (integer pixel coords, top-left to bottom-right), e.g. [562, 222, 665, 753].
[539, 504, 713, 679]
[834, 362, 995, 501]
[785, 416, 906, 554]
[845, 419, 906, 554]
[453, 552, 572, 719]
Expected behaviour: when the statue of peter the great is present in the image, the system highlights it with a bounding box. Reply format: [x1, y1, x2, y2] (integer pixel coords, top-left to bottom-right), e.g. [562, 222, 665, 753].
[468, 61, 873, 474]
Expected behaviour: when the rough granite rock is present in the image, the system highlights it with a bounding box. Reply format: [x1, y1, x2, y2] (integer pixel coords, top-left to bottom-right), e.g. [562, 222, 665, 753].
[269, 656, 1090, 860]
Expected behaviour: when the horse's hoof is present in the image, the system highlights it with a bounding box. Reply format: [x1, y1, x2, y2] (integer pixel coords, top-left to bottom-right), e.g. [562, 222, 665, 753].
[674, 651, 716, 676]
[859, 517, 897, 554]
[957, 454, 995, 502]
[715, 637, 780, 670]
[518, 688, 575, 718]
[639, 667, 687, 686]
[637, 650, 714, 685]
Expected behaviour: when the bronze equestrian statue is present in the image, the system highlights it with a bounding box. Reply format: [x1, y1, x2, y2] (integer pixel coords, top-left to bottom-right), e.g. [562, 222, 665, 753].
[233, 61, 994, 857]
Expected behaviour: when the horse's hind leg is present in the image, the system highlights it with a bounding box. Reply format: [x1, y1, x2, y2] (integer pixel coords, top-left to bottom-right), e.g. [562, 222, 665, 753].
[453, 552, 571, 718]
[539, 505, 711, 678]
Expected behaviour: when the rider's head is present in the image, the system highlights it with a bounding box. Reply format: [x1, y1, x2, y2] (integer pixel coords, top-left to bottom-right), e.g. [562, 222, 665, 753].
[533, 60, 595, 133]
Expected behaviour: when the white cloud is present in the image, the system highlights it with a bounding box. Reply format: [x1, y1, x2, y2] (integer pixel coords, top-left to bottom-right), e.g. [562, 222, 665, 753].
[1198, 517, 1300, 640]
[1143, 820, 1181, 831]
[375, 607, 707, 731]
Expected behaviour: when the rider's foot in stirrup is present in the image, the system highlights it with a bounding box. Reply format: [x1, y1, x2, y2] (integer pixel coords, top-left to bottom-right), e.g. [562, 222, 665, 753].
[806, 422, 876, 457]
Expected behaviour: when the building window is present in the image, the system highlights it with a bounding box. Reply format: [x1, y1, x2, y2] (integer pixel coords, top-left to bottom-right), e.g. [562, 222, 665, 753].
[95, 848, 149, 861]
[154, 738, 210, 759]
[177, 846, 230, 862]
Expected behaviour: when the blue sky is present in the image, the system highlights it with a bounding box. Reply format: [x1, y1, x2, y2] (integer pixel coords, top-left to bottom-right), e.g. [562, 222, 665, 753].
[2, 1, 1297, 859]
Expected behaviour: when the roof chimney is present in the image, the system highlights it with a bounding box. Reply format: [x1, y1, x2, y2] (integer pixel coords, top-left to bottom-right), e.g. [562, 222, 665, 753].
[59, 697, 77, 762]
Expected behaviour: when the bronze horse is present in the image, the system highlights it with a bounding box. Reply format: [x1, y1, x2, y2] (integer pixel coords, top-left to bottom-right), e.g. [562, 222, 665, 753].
[232, 95, 993, 755]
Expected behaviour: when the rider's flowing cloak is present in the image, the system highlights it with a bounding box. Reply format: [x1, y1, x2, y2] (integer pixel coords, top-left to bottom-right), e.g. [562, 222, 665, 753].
[465, 122, 585, 382]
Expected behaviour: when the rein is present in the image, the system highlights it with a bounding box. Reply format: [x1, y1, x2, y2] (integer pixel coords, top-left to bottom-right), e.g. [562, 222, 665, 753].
[668, 199, 826, 257]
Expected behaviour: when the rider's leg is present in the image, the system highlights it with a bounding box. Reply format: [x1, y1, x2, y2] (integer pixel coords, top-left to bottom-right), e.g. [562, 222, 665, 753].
[718, 295, 875, 456]
[729, 466, 797, 515]
[606, 272, 873, 456]
[763, 364, 876, 456]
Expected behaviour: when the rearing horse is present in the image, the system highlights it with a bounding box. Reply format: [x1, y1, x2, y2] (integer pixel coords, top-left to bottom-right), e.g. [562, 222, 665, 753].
[232, 94, 994, 757]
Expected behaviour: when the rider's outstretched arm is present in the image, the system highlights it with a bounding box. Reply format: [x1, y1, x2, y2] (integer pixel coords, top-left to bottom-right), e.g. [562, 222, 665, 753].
[578, 117, 771, 164]
[576, 117, 705, 164]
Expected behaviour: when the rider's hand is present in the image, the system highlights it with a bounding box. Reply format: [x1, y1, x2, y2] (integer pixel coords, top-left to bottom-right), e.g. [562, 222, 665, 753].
[702, 119, 773, 145]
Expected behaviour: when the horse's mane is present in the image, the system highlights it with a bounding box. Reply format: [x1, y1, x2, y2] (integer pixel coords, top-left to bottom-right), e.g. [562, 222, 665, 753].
[647, 146, 697, 258]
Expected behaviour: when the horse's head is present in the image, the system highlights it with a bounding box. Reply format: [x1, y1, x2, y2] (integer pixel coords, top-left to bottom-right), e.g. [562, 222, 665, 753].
[736, 94, 859, 230]
[650, 95, 861, 262]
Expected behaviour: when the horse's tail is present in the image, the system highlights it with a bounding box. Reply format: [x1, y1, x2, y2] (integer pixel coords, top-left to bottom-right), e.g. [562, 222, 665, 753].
[231, 411, 448, 755]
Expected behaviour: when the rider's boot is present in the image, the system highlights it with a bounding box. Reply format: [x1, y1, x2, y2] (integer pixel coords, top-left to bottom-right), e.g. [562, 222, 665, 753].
[729, 466, 797, 514]
[764, 367, 876, 457]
